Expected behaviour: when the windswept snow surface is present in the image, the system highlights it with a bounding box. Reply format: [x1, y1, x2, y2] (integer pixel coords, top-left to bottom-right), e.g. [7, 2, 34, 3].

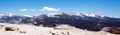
[0, 23, 115, 35]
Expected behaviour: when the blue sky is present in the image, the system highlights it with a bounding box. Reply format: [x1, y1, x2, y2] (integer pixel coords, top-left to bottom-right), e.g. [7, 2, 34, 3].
[0, 0, 120, 17]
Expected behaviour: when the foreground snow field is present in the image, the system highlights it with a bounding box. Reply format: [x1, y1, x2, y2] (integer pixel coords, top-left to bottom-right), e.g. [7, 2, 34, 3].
[0, 23, 116, 35]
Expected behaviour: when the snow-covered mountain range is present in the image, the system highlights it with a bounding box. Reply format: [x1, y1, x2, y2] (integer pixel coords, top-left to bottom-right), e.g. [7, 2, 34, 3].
[0, 13, 120, 31]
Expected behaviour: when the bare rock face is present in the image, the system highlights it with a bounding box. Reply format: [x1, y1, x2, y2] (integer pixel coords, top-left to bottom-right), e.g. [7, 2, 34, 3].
[5, 26, 19, 31]
[0, 24, 5, 27]
[109, 27, 120, 34]
[19, 31, 26, 34]
[4, 26, 26, 34]
[0, 24, 5, 29]
[101, 27, 120, 34]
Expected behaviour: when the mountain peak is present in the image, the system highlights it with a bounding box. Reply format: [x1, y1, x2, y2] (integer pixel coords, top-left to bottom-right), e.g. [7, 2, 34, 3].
[85, 13, 105, 18]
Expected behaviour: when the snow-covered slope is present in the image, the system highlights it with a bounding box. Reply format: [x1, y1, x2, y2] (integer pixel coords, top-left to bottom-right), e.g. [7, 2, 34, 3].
[0, 23, 115, 35]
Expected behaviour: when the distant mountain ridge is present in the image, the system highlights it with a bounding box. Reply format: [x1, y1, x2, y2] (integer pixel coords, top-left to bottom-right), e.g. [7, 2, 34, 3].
[0, 13, 120, 31]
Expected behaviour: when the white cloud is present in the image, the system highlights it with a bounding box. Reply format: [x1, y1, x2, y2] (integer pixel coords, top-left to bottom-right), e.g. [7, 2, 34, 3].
[19, 8, 27, 12]
[40, 7, 60, 12]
